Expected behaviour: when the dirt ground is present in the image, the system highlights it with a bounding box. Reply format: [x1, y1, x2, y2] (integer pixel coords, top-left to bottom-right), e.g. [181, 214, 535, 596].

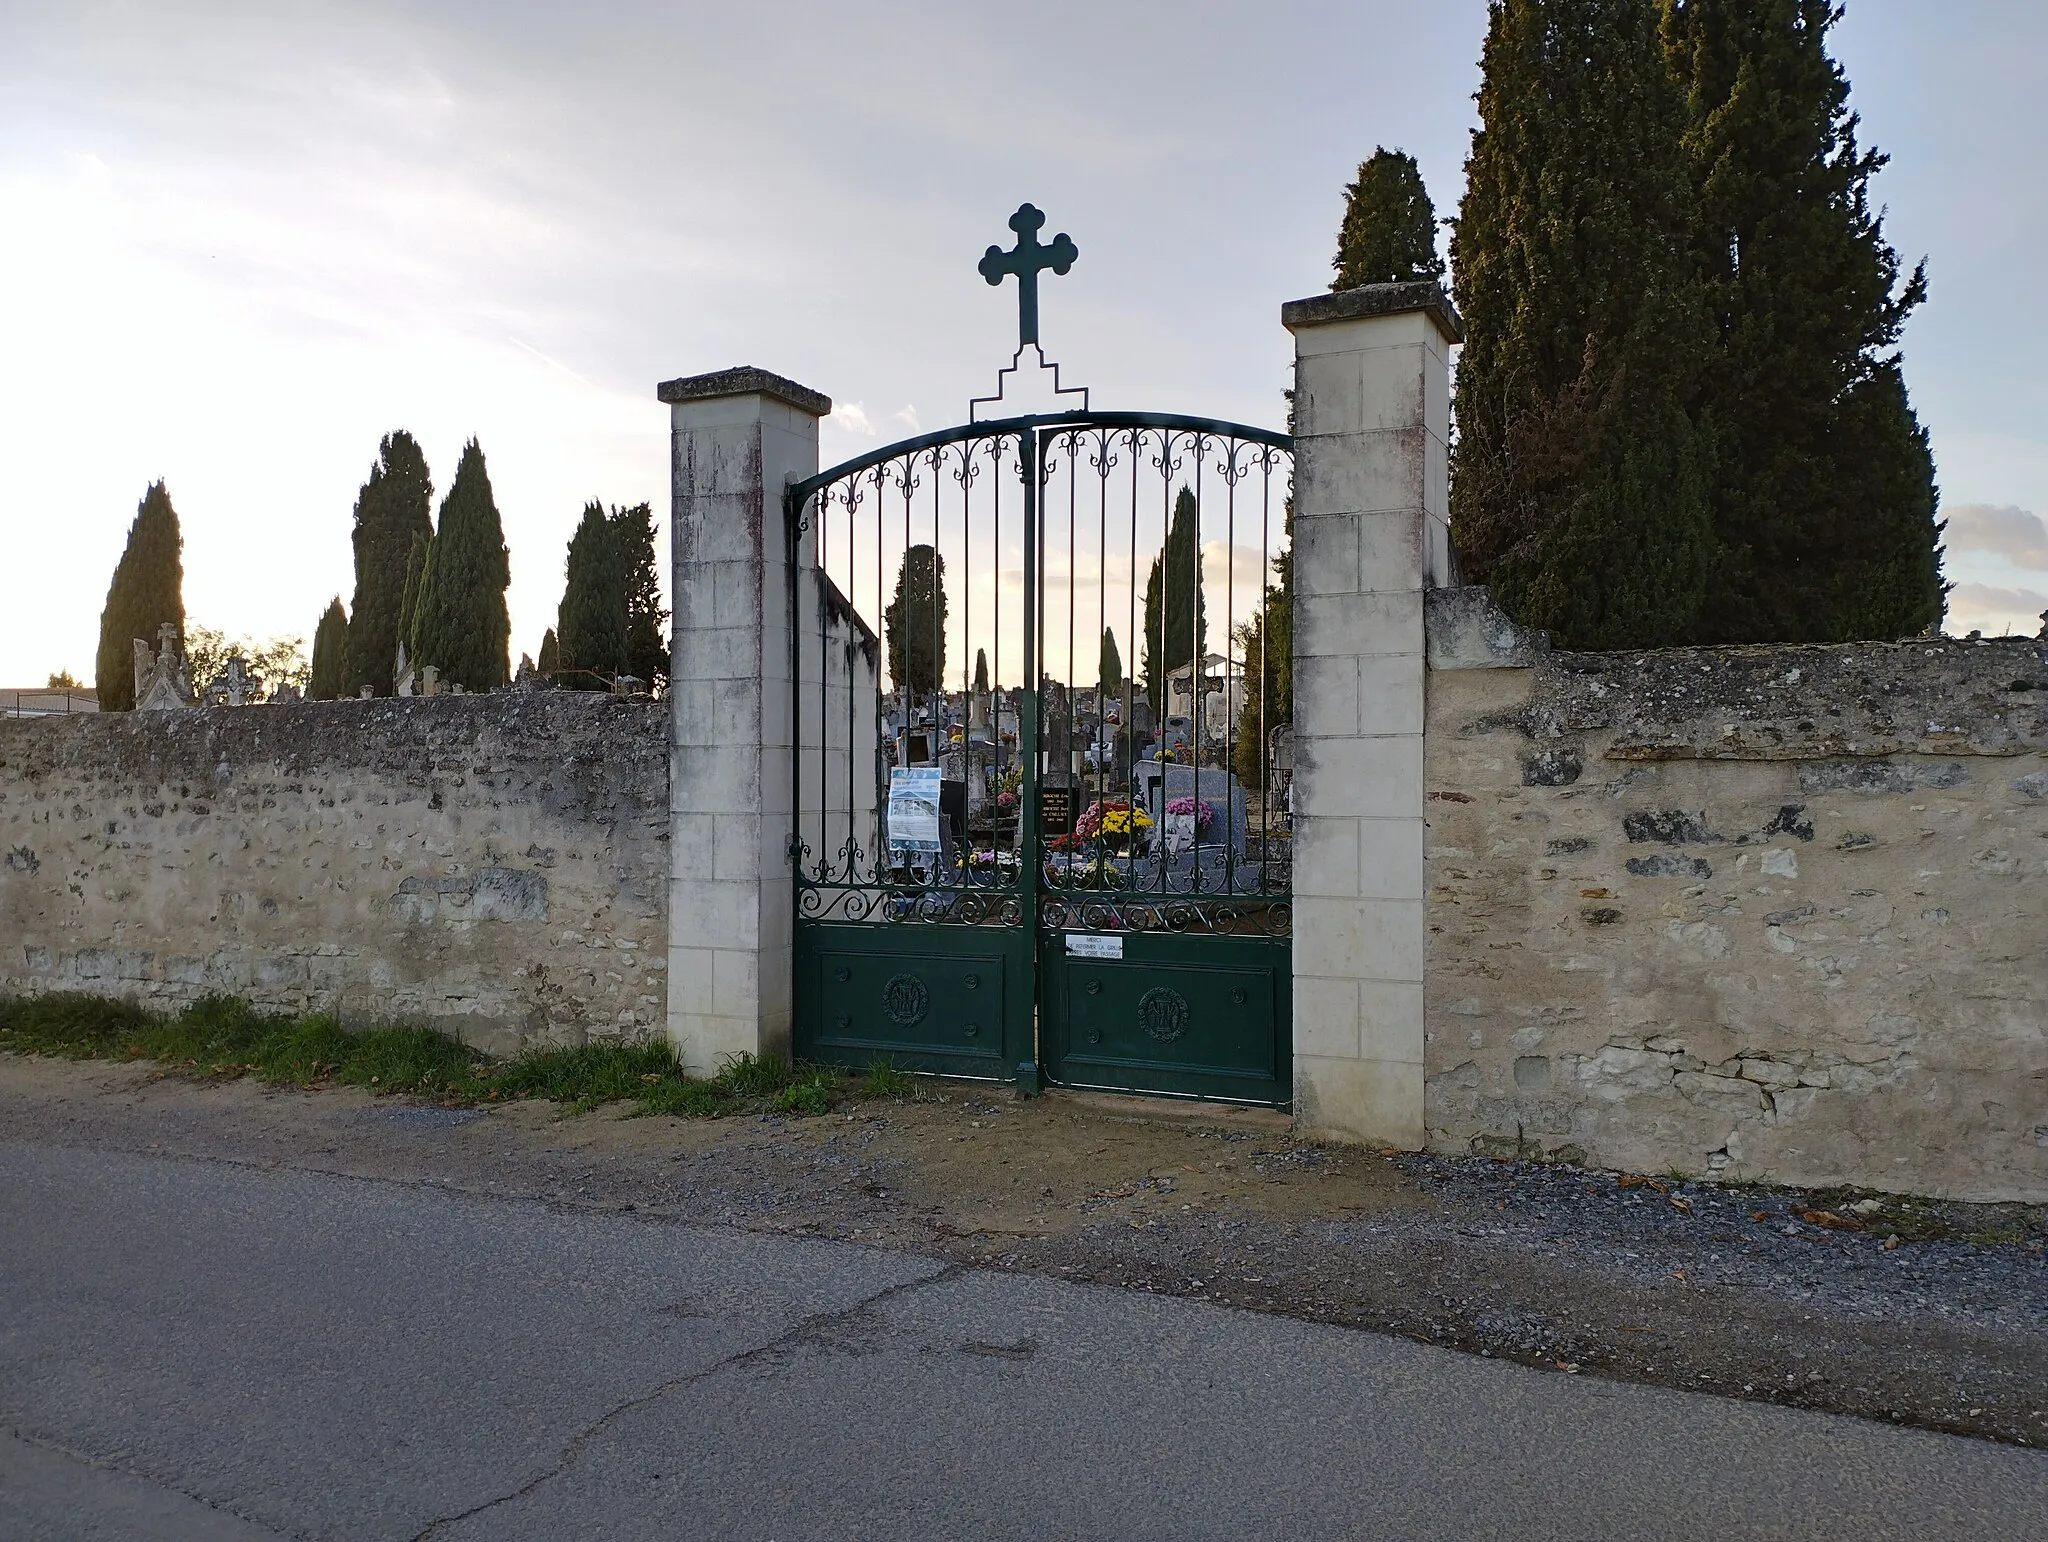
[4, 1054, 2043, 1448]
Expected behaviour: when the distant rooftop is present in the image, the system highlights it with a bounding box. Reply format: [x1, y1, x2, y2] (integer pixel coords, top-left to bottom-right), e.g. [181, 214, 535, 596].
[1, 687, 99, 718]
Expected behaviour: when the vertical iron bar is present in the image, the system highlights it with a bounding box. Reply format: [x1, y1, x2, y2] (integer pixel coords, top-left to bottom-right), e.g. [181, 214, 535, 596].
[1019, 425, 1041, 1089]
[1225, 438, 1236, 897]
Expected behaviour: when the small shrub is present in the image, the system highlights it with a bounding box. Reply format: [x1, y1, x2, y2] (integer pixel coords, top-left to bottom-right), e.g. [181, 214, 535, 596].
[771, 1075, 833, 1117]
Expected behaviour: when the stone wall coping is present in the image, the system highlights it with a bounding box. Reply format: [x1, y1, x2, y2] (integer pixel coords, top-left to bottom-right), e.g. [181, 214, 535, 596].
[1426, 586, 1551, 670]
[656, 366, 832, 418]
[1281, 281, 1465, 344]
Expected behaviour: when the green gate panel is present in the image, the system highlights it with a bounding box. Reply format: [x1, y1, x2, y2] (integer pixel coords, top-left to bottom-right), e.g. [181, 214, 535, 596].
[1040, 932, 1292, 1108]
[795, 922, 1033, 1080]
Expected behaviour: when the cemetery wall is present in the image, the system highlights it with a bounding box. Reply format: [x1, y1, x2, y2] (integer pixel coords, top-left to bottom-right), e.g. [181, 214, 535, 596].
[0, 694, 670, 1054]
[1420, 589, 2048, 1201]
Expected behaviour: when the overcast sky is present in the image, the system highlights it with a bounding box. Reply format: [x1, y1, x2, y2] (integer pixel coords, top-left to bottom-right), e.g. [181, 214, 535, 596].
[3, 0, 2044, 687]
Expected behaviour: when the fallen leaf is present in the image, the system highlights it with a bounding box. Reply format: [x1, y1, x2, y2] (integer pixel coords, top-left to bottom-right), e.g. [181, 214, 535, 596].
[1798, 1208, 1864, 1231]
[1668, 1195, 1693, 1215]
[1750, 1210, 1771, 1222]
[1619, 1175, 1647, 1189]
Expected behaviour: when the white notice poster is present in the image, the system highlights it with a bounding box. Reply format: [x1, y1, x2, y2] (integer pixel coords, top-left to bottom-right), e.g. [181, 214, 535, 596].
[887, 767, 944, 853]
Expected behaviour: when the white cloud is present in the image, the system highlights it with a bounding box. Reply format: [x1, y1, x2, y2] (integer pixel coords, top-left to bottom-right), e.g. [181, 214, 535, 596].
[891, 406, 922, 434]
[1943, 504, 2048, 570]
[830, 402, 878, 436]
[1946, 582, 2047, 638]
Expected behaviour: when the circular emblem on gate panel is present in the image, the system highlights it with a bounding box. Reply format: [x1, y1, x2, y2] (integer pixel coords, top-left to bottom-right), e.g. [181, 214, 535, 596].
[882, 973, 930, 1027]
[1137, 987, 1190, 1044]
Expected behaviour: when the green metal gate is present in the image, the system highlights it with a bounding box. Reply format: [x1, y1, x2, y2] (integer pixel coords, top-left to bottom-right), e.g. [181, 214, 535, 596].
[786, 208, 1292, 1107]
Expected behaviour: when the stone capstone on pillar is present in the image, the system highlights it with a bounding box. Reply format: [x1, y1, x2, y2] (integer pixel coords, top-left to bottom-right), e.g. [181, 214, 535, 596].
[660, 364, 830, 1075]
[1281, 282, 1461, 1147]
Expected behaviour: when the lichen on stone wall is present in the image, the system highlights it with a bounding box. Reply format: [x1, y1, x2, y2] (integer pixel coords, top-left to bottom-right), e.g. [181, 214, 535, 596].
[1498, 636, 2048, 762]
[1423, 629, 2048, 1202]
[0, 694, 670, 1054]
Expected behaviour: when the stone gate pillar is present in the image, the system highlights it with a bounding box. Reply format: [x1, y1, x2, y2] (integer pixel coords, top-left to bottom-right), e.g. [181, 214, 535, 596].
[658, 366, 830, 1074]
[1281, 283, 1462, 1145]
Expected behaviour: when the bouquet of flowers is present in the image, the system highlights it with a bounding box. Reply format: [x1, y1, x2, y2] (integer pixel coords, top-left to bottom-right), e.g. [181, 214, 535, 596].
[1075, 799, 1153, 852]
[1164, 796, 1216, 834]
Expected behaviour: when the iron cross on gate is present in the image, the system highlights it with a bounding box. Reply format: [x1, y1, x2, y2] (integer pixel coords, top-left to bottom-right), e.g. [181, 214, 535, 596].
[978, 203, 1078, 349]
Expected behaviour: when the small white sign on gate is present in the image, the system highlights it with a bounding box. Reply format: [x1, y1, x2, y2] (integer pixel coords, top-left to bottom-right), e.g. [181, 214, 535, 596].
[1066, 933, 1123, 959]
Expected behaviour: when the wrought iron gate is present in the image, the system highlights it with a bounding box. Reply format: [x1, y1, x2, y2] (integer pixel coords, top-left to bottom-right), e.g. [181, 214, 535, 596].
[784, 206, 1293, 1106]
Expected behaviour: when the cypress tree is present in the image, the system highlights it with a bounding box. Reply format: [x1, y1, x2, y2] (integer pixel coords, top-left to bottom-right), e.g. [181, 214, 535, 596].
[308, 598, 350, 699]
[1097, 629, 1122, 697]
[410, 439, 511, 691]
[395, 530, 432, 667]
[1140, 488, 1207, 712]
[342, 431, 433, 697]
[883, 545, 948, 696]
[556, 500, 629, 688]
[1665, 0, 1941, 640]
[1333, 148, 1446, 289]
[609, 502, 669, 690]
[537, 627, 561, 677]
[974, 648, 990, 694]
[1451, 0, 1716, 650]
[94, 481, 186, 712]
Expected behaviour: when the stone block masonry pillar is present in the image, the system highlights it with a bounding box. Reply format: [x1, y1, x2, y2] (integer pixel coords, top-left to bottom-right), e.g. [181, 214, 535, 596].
[659, 366, 830, 1075]
[1280, 283, 1461, 1145]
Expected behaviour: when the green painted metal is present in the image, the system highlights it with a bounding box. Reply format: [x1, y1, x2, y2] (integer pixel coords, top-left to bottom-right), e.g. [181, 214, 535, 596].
[977, 203, 1077, 349]
[1038, 931, 1292, 1107]
[787, 410, 1290, 513]
[795, 921, 1034, 1079]
[787, 406, 1295, 1107]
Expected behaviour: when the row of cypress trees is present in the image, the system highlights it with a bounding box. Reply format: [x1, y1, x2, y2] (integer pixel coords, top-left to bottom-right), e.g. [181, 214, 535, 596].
[1340, 0, 1942, 649]
[308, 437, 671, 700]
[311, 433, 512, 698]
[89, 435, 661, 708]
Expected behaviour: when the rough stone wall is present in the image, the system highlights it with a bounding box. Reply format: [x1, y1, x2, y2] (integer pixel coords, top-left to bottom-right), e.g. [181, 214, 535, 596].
[0, 694, 669, 1054]
[1423, 609, 2048, 1201]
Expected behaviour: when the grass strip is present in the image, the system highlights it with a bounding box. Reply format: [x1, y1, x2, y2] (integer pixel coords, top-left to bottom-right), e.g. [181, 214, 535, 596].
[0, 992, 889, 1120]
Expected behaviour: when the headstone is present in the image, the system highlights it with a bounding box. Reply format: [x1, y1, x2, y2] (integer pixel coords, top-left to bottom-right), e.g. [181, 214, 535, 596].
[420, 665, 442, 697]
[133, 625, 195, 711]
[1133, 761, 1247, 859]
[222, 655, 255, 707]
[1041, 679, 1071, 785]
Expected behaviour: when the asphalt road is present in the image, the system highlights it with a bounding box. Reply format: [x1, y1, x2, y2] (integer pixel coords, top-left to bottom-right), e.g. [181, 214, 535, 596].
[3, 1139, 2044, 1541]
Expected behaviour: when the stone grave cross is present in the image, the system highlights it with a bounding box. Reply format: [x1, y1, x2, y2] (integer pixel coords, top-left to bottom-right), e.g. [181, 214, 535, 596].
[978, 203, 1078, 349]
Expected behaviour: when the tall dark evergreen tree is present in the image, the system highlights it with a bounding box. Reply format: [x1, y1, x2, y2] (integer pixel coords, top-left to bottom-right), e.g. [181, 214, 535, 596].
[884, 544, 948, 697]
[308, 598, 349, 700]
[410, 439, 511, 691]
[537, 627, 561, 677]
[556, 500, 629, 688]
[608, 502, 669, 690]
[974, 648, 990, 694]
[342, 431, 433, 697]
[1097, 628, 1123, 697]
[1141, 488, 1208, 713]
[94, 481, 186, 711]
[1333, 148, 1446, 289]
[396, 530, 432, 668]
[1665, 0, 1941, 640]
[1451, 0, 1716, 650]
